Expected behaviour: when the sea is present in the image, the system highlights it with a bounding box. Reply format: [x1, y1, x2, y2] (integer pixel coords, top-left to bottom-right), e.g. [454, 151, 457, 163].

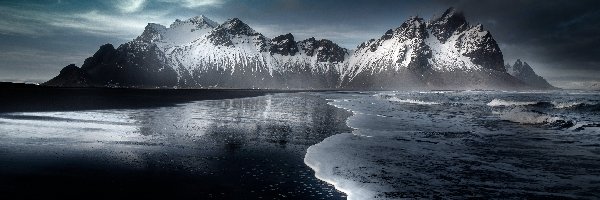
[1, 89, 599, 199]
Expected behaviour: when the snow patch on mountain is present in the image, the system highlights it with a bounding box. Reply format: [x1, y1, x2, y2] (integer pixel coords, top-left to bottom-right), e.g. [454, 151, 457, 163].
[140, 15, 218, 53]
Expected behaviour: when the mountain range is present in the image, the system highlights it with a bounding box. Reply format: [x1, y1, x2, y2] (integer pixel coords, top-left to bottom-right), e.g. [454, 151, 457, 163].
[44, 8, 554, 90]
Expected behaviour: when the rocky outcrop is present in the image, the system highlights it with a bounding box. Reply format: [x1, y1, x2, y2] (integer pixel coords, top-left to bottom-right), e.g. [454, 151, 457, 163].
[269, 33, 298, 56]
[505, 59, 555, 89]
[43, 64, 94, 87]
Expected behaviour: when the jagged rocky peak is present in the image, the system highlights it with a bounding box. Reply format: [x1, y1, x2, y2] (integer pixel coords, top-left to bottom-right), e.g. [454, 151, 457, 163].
[81, 44, 117, 71]
[269, 33, 299, 56]
[456, 23, 505, 71]
[207, 18, 268, 49]
[43, 64, 93, 87]
[298, 37, 348, 63]
[396, 16, 428, 39]
[506, 59, 555, 89]
[59, 64, 82, 74]
[360, 16, 428, 53]
[217, 18, 259, 36]
[170, 15, 218, 29]
[136, 23, 167, 43]
[507, 59, 535, 75]
[428, 7, 468, 42]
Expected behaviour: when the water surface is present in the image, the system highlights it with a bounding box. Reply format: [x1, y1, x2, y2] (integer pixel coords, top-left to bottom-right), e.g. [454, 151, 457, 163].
[306, 90, 600, 199]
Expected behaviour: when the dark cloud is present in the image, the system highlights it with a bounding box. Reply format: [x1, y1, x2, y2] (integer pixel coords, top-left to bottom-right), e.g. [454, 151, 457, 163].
[453, 2, 599, 55]
[0, 0, 598, 88]
[441, 0, 600, 87]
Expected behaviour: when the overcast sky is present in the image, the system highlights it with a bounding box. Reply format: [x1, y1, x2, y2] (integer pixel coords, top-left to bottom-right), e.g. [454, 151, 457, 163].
[0, 0, 598, 88]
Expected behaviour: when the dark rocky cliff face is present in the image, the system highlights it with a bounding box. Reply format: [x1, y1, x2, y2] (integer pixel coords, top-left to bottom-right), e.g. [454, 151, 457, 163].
[207, 18, 269, 51]
[298, 37, 348, 63]
[428, 8, 469, 43]
[455, 24, 505, 72]
[269, 33, 299, 56]
[76, 41, 178, 87]
[43, 64, 94, 87]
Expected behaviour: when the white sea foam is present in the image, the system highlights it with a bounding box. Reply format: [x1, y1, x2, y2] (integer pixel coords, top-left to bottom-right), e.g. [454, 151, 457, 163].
[487, 99, 537, 107]
[417, 90, 458, 94]
[306, 91, 600, 199]
[497, 108, 561, 124]
[386, 97, 440, 105]
[304, 133, 380, 200]
[551, 101, 584, 109]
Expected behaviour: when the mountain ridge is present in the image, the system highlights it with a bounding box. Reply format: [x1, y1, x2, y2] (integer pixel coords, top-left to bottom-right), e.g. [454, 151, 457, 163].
[505, 59, 556, 89]
[44, 8, 554, 90]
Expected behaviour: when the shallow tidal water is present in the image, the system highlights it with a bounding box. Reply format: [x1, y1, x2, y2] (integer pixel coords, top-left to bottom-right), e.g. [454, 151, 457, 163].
[306, 90, 600, 200]
[0, 92, 350, 199]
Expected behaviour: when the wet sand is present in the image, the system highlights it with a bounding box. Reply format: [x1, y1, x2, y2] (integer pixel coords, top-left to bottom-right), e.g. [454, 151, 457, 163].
[0, 88, 351, 199]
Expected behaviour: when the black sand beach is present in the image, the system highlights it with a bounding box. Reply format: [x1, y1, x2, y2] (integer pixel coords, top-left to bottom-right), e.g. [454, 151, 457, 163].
[0, 88, 351, 199]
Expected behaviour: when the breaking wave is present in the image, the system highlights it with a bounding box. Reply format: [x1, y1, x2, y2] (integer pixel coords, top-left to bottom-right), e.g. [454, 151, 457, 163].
[551, 101, 584, 109]
[497, 108, 560, 124]
[488, 99, 597, 110]
[487, 99, 538, 107]
[496, 108, 574, 128]
[386, 97, 440, 105]
[375, 94, 440, 105]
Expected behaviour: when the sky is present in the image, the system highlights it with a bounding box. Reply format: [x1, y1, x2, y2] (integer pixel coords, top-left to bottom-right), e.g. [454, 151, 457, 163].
[0, 0, 598, 89]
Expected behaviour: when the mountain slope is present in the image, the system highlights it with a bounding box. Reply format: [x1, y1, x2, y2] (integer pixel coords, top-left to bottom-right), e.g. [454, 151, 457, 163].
[167, 18, 349, 89]
[43, 64, 95, 87]
[505, 59, 556, 89]
[44, 8, 551, 90]
[343, 8, 520, 89]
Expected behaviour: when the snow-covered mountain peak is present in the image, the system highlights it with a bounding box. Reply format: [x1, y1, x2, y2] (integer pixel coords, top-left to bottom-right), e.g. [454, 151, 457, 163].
[345, 7, 508, 85]
[401, 16, 426, 29]
[217, 18, 259, 36]
[395, 16, 428, 39]
[136, 23, 168, 43]
[170, 15, 218, 30]
[455, 22, 505, 71]
[134, 16, 219, 52]
[205, 18, 268, 51]
[428, 7, 468, 42]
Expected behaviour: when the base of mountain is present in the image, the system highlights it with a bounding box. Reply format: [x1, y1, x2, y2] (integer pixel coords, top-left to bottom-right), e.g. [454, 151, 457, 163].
[43, 62, 555, 90]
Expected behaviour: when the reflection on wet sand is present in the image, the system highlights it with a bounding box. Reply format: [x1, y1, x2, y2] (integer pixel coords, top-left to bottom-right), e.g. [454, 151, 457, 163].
[0, 93, 351, 199]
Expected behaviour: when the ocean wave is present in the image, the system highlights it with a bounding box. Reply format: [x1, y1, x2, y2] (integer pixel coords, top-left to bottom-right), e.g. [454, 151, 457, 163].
[497, 108, 574, 128]
[416, 90, 459, 94]
[374, 94, 440, 105]
[487, 99, 538, 107]
[386, 97, 440, 105]
[488, 99, 598, 110]
[551, 101, 584, 109]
